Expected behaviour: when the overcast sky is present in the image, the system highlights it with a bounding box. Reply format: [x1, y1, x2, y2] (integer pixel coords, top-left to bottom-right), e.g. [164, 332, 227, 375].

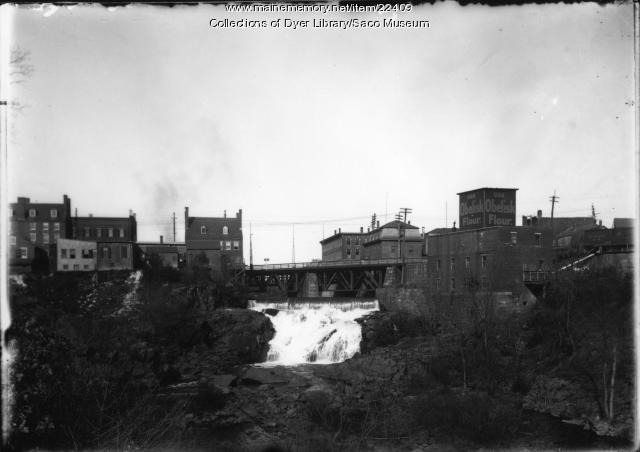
[4, 2, 636, 263]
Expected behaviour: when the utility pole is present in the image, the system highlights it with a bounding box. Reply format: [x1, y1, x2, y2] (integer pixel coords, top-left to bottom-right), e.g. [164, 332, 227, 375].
[549, 190, 559, 222]
[249, 223, 253, 270]
[399, 207, 412, 223]
[172, 212, 176, 243]
[395, 212, 404, 283]
[549, 190, 559, 248]
[292, 224, 295, 264]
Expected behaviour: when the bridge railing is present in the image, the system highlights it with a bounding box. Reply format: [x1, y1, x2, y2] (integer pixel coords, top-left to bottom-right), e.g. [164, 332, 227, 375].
[522, 270, 553, 283]
[248, 257, 427, 271]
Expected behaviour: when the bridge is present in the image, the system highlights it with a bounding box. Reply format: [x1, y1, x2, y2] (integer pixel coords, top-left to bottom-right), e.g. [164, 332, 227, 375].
[238, 257, 427, 297]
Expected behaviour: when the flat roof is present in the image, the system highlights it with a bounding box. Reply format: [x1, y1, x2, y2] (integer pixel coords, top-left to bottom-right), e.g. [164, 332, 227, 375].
[456, 187, 519, 195]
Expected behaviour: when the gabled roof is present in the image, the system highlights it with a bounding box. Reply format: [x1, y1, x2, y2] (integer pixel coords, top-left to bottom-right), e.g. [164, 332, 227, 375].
[186, 216, 242, 240]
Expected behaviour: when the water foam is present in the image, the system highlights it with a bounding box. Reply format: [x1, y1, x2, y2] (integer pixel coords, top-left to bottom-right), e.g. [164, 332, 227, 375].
[249, 299, 378, 366]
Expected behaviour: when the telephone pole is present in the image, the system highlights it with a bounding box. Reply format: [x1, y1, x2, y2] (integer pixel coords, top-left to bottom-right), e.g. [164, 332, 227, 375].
[399, 207, 412, 223]
[249, 223, 253, 270]
[172, 212, 176, 243]
[549, 190, 559, 222]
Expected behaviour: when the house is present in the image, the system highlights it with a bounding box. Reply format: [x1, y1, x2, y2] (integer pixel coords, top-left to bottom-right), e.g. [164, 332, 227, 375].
[9, 195, 72, 272]
[184, 207, 243, 276]
[57, 238, 97, 272]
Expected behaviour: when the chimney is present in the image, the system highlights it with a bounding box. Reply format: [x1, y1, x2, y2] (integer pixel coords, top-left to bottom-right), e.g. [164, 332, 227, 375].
[224, 210, 227, 218]
[89, 213, 93, 217]
[237, 208, 242, 220]
[339, 227, 341, 233]
[129, 209, 133, 217]
[376, 220, 380, 228]
[537, 210, 542, 219]
[360, 226, 363, 233]
[367, 227, 370, 232]
[408, 221, 411, 225]
[334, 229, 337, 235]
[160, 235, 164, 244]
[599, 219, 602, 226]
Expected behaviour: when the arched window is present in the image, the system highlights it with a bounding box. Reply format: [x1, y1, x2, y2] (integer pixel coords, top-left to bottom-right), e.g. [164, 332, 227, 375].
[200, 225, 207, 235]
[223, 226, 229, 235]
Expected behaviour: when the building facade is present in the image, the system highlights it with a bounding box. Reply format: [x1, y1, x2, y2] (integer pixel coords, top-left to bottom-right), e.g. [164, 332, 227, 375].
[57, 238, 97, 272]
[74, 215, 137, 243]
[320, 220, 423, 261]
[425, 226, 555, 302]
[138, 241, 186, 268]
[9, 195, 72, 271]
[184, 208, 243, 275]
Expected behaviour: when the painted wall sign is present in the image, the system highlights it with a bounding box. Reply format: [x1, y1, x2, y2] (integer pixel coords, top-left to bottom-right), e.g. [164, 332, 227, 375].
[458, 188, 517, 230]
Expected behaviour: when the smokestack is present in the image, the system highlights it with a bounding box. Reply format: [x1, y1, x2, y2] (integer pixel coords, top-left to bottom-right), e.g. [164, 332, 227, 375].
[537, 210, 542, 219]
[224, 210, 227, 218]
[339, 227, 341, 233]
[408, 221, 411, 225]
[360, 226, 363, 233]
[376, 220, 380, 228]
[160, 235, 163, 244]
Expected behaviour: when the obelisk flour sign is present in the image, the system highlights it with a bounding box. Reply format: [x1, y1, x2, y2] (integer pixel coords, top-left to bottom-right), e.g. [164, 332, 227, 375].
[457, 188, 518, 230]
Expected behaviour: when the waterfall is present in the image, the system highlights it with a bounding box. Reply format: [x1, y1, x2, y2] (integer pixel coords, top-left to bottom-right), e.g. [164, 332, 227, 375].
[249, 299, 379, 365]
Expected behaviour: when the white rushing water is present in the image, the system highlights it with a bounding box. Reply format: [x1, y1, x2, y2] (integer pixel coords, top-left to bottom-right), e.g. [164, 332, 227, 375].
[249, 299, 379, 366]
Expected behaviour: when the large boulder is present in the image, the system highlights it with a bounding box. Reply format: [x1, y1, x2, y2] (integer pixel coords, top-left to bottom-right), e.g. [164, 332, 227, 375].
[176, 309, 275, 377]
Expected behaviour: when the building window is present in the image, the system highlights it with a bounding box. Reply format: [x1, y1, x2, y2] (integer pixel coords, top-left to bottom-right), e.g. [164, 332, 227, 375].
[481, 276, 488, 289]
[29, 232, 36, 242]
[30, 222, 37, 231]
[119, 228, 125, 238]
[54, 222, 60, 232]
[43, 233, 50, 244]
[534, 233, 542, 246]
[70, 249, 76, 259]
[29, 209, 36, 217]
[82, 249, 94, 258]
[9, 235, 16, 246]
[450, 257, 455, 272]
[219, 241, 223, 248]
[346, 248, 351, 258]
[233, 241, 239, 250]
[84, 265, 89, 270]
[97, 228, 102, 238]
[223, 226, 229, 235]
[450, 278, 456, 291]
[435, 278, 440, 290]
[225, 241, 231, 251]
[19, 247, 27, 258]
[61, 249, 67, 258]
[436, 259, 441, 272]
[63, 264, 68, 270]
[43, 223, 49, 233]
[510, 231, 517, 245]
[481, 255, 487, 269]
[84, 227, 90, 238]
[108, 228, 114, 238]
[50, 209, 58, 218]
[102, 247, 111, 259]
[355, 247, 360, 257]
[121, 246, 128, 259]
[355, 237, 360, 245]
[465, 256, 470, 269]
[201, 226, 207, 235]
[73, 264, 79, 271]
[346, 237, 351, 246]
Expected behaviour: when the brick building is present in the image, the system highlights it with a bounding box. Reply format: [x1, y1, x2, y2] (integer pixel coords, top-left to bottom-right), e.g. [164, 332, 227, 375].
[9, 195, 72, 271]
[320, 220, 423, 261]
[184, 208, 243, 276]
[72, 214, 138, 271]
[425, 225, 555, 302]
